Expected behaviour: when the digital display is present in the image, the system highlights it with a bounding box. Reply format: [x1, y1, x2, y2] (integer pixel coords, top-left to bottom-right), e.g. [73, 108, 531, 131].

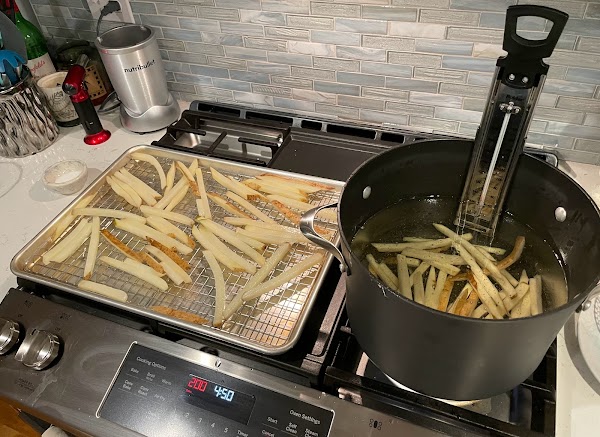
[183, 374, 255, 424]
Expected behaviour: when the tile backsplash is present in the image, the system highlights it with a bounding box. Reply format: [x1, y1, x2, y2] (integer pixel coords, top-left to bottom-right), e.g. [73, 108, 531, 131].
[31, 0, 600, 164]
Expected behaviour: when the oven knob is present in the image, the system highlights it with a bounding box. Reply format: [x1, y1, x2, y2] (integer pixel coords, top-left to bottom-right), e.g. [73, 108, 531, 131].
[15, 329, 61, 370]
[0, 318, 21, 355]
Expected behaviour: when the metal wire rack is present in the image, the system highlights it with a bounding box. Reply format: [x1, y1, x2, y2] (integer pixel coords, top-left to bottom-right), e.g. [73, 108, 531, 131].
[18, 146, 342, 354]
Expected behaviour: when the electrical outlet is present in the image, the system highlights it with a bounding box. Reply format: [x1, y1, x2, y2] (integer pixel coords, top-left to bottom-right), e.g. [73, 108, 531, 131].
[88, 0, 135, 25]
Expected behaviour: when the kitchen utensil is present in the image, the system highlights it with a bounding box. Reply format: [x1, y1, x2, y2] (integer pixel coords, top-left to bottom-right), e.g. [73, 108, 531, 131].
[43, 160, 88, 195]
[0, 66, 58, 158]
[0, 9, 26, 60]
[62, 54, 111, 145]
[37, 71, 79, 126]
[11, 145, 342, 355]
[95, 24, 179, 133]
[456, 6, 568, 237]
[300, 5, 598, 401]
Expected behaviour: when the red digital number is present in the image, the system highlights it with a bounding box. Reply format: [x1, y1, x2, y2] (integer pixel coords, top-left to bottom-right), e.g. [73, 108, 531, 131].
[187, 377, 208, 392]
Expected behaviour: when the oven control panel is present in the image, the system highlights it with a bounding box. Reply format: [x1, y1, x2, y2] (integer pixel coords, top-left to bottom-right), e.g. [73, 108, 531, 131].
[100, 344, 333, 437]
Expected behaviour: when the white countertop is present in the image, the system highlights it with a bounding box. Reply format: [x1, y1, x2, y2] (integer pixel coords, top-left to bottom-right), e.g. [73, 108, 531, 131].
[0, 104, 598, 435]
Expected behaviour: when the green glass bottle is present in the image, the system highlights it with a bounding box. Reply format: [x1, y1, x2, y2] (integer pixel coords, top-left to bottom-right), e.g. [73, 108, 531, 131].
[13, 3, 56, 79]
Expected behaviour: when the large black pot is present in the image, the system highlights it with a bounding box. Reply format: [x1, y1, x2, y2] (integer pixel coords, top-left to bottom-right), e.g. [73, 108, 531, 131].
[302, 139, 600, 400]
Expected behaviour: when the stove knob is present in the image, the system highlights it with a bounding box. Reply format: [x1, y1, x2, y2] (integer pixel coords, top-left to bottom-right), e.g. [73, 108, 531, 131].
[0, 318, 21, 355]
[15, 329, 61, 370]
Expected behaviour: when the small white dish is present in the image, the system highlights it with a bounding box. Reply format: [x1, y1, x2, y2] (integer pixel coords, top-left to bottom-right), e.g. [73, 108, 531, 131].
[43, 160, 88, 195]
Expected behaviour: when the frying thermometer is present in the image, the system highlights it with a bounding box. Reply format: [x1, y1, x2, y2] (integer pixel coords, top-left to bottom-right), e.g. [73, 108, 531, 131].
[456, 5, 568, 237]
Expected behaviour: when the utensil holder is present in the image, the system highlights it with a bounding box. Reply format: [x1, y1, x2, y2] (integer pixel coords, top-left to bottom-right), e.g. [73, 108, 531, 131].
[0, 67, 59, 158]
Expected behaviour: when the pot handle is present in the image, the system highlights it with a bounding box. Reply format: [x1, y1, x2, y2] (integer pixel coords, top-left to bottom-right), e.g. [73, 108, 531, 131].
[578, 284, 600, 312]
[300, 203, 349, 274]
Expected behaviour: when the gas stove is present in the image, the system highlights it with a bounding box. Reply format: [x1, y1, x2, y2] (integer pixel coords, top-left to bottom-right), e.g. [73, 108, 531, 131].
[0, 102, 557, 436]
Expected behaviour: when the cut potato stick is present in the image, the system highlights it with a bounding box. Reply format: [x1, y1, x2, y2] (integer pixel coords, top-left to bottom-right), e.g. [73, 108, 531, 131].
[74, 207, 146, 222]
[83, 216, 100, 280]
[373, 234, 473, 252]
[195, 168, 211, 219]
[385, 256, 421, 268]
[151, 306, 208, 324]
[257, 173, 335, 192]
[496, 236, 526, 270]
[147, 215, 195, 248]
[99, 255, 168, 290]
[402, 247, 466, 265]
[147, 238, 191, 271]
[118, 168, 161, 200]
[210, 167, 257, 200]
[366, 254, 398, 291]
[146, 245, 191, 285]
[369, 264, 378, 277]
[501, 269, 519, 287]
[475, 245, 506, 256]
[246, 180, 308, 202]
[176, 161, 200, 195]
[192, 226, 250, 272]
[225, 191, 275, 223]
[229, 176, 264, 200]
[207, 192, 252, 218]
[43, 219, 91, 264]
[424, 266, 436, 306]
[223, 216, 315, 238]
[427, 270, 447, 309]
[477, 248, 496, 261]
[114, 219, 193, 255]
[453, 244, 505, 318]
[437, 279, 454, 312]
[243, 253, 323, 302]
[165, 162, 175, 195]
[265, 195, 337, 222]
[429, 261, 460, 276]
[235, 233, 266, 251]
[397, 255, 412, 299]
[111, 174, 143, 208]
[132, 152, 166, 189]
[199, 219, 265, 265]
[164, 184, 189, 212]
[530, 275, 543, 316]
[413, 270, 425, 304]
[220, 244, 292, 326]
[244, 224, 311, 241]
[459, 280, 479, 317]
[107, 175, 140, 207]
[236, 228, 300, 246]
[78, 280, 128, 302]
[113, 171, 156, 206]
[155, 178, 187, 209]
[202, 250, 226, 327]
[379, 262, 400, 290]
[502, 282, 530, 313]
[472, 305, 488, 319]
[123, 257, 163, 279]
[409, 262, 430, 287]
[450, 284, 471, 314]
[434, 224, 516, 297]
[270, 200, 329, 234]
[52, 192, 95, 241]
[139, 205, 194, 226]
[512, 291, 531, 318]
[100, 229, 163, 274]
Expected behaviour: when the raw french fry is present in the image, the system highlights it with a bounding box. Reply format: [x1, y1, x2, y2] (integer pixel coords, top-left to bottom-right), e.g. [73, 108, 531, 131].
[501, 269, 519, 287]
[207, 192, 252, 218]
[113, 171, 156, 206]
[43, 219, 92, 265]
[219, 244, 292, 326]
[379, 262, 400, 290]
[52, 192, 95, 241]
[99, 255, 168, 291]
[512, 291, 532, 318]
[114, 218, 193, 255]
[246, 179, 308, 202]
[198, 219, 265, 265]
[146, 245, 191, 285]
[111, 174, 144, 207]
[413, 270, 425, 304]
[402, 248, 466, 265]
[472, 305, 488, 319]
[475, 245, 506, 256]
[100, 229, 163, 275]
[147, 238, 191, 271]
[270, 200, 329, 234]
[78, 280, 128, 302]
[139, 205, 194, 226]
[477, 248, 496, 261]
[437, 279, 454, 312]
[228, 176, 264, 200]
[223, 216, 317, 238]
[369, 263, 378, 277]
[165, 162, 175, 195]
[188, 159, 199, 174]
[236, 228, 304, 246]
[118, 168, 161, 200]
[107, 175, 140, 207]
[502, 281, 530, 313]
[151, 306, 208, 324]
[139, 252, 165, 275]
[210, 167, 258, 200]
[83, 216, 100, 280]
[496, 236, 526, 270]
[530, 274, 543, 316]
[244, 224, 312, 243]
[397, 255, 412, 300]
[265, 195, 338, 222]
[192, 226, 251, 272]
[373, 234, 473, 252]
[450, 284, 471, 314]
[132, 152, 166, 189]
[74, 207, 146, 222]
[429, 261, 460, 276]
[257, 173, 335, 192]
[164, 184, 189, 212]
[242, 253, 323, 302]
[195, 168, 211, 219]
[176, 161, 200, 195]
[453, 243, 506, 318]
[459, 281, 479, 317]
[424, 266, 436, 306]
[225, 191, 275, 223]
[409, 262, 430, 287]
[427, 270, 448, 309]
[235, 233, 266, 251]
[202, 250, 226, 327]
[147, 215, 195, 248]
[155, 178, 187, 209]
[434, 224, 516, 297]
[366, 254, 398, 291]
